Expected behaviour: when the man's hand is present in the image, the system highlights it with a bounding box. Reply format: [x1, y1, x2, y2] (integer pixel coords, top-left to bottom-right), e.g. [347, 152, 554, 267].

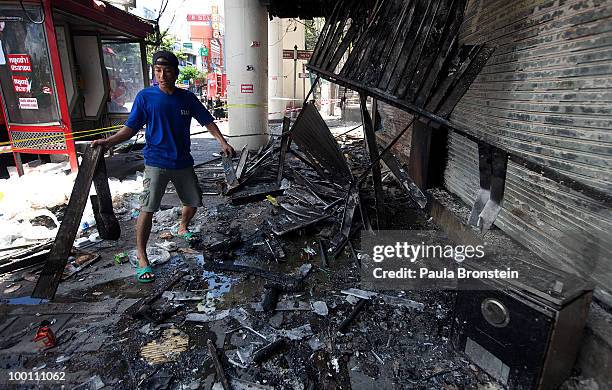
[91, 138, 111, 150]
[221, 141, 235, 157]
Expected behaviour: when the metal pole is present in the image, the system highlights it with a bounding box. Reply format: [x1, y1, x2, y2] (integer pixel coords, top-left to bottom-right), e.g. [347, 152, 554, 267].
[293, 44, 298, 119]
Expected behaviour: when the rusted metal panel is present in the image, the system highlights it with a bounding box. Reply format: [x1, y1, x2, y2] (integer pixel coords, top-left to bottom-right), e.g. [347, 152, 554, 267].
[444, 132, 612, 306]
[442, 0, 612, 305]
[290, 102, 352, 184]
[452, 0, 612, 193]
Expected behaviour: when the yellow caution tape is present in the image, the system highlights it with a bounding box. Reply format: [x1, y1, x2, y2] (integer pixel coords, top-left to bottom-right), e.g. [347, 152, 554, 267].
[0, 124, 122, 148]
[0, 124, 123, 153]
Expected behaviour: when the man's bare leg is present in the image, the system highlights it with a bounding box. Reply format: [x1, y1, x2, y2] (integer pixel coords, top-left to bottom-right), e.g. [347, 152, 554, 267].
[179, 206, 197, 235]
[136, 211, 154, 279]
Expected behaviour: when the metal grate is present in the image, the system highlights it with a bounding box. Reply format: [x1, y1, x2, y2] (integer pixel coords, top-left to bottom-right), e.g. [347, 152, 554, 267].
[10, 130, 67, 151]
[107, 116, 127, 127]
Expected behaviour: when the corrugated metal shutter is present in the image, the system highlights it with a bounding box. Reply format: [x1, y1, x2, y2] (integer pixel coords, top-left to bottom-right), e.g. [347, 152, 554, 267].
[445, 0, 612, 304]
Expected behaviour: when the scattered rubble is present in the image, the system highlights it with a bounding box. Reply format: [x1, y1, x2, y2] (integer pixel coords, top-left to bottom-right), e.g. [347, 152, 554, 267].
[0, 120, 556, 389]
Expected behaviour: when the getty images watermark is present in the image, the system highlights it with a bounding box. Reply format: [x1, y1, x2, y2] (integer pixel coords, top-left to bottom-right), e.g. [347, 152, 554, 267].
[360, 230, 520, 290]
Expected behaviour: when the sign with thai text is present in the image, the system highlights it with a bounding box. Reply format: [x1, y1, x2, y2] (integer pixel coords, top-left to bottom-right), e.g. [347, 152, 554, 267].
[12, 75, 30, 92]
[7, 54, 32, 72]
[18, 97, 38, 110]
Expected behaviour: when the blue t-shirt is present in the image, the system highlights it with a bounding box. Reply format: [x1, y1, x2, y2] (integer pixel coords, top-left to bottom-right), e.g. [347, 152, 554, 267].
[125, 86, 214, 169]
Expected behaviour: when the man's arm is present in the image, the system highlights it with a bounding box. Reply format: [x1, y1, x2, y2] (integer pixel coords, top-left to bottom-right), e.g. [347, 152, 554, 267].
[91, 126, 136, 149]
[205, 122, 235, 156]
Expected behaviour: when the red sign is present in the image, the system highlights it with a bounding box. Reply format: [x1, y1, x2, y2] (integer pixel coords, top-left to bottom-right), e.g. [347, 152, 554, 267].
[12, 75, 30, 92]
[7, 54, 32, 72]
[282, 50, 313, 60]
[240, 84, 254, 94]
[297, 50, 313, 60]
[187, 14, 211, 22]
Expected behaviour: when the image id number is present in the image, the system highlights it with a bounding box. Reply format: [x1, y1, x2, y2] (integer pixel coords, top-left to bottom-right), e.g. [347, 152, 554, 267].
[8, 371, 66, 382]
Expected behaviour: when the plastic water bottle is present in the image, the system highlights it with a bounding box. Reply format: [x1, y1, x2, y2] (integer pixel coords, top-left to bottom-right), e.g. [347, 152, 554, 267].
[80, 217, 96, 231]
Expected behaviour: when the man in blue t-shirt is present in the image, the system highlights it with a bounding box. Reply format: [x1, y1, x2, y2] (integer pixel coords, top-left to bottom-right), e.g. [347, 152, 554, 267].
[92, 51, 234, 283]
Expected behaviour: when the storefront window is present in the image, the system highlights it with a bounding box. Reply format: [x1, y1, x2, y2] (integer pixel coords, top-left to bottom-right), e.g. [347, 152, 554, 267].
[102, 41, 144, 113]
[0, 5, 61, 125]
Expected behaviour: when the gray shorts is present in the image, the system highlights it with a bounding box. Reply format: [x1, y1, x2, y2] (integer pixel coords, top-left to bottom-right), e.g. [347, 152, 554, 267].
[140, 165, 203, 212]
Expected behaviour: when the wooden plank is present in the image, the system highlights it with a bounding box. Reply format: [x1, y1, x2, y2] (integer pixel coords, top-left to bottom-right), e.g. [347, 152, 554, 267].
[314, 0, 350, 69]
[361, 95, 385, 228]
[437, 45, 496, 117]
[385, 0, 435, 93]
[324, 5, 363, 71]
[351, 2, 398, 82]
[235, 145, 249, 180]
[376, 0, 419, 89]
[394, 0, 445, 99]
[221, 154, 239, 190]
[339, 0, 387, 77]
[425, 45, 481, 113]
[32, 146, 105, 299]
[90, 155, 120, 240]
[408, 120, 432, 190]
[0, 251, 48, 276]
[371, 0, 417, 86]
[380, 150, 428, 208]
[277, 117, 291, 186]
[414, 0, 466, 106]
[310, 0, 345, 67]
[360, 0, 407, 85]
[207, 339, 231, 390]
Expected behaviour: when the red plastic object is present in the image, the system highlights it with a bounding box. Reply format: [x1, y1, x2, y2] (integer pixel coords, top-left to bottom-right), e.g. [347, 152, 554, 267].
[33, 320, 56, 349]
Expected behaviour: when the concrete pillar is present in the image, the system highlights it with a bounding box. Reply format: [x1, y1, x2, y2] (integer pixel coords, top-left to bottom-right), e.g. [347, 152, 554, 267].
[268, 17, 284, 122]
[224, 0, 269, 150]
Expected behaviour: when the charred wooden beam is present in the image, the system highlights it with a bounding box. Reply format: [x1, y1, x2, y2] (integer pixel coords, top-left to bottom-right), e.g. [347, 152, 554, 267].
[90, 154, 120, 240]
[222, 154, 239, 190]
[126, 271, 187, 319]
[435, 45, 496, 117]
[414, 0, 466, 106]
[265, 233, 286, 262]
[408, 120, 432, 191]
[394, 0, 444, 98]
[339, 0, 387, 78]
[235, 146, 249, 180]
[290, 103, 351, 184]
[0, 251, 48, 276]
[375, 1, 418, 89]
[360, 95, 385, 228]
[277, 117, 291, 186]
[337, 298, 368, 334]
[203, 261, 301, 286]
[32, 146, 105, 299]
[207, 339, 231, 390]
[252, 338, 288, 364]
[381, 150, 428, 208]
[268, 213, 334, 237]
[318, 237, 329, 267]
[262, 286, 280, 312]
[352, 3, 397, 82]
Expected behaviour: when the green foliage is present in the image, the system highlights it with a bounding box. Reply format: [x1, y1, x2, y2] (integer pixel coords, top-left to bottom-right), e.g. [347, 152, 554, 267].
[304, 18, 324, 50]
[145, 30, 187, 66]
[178, 65, 205, 84]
